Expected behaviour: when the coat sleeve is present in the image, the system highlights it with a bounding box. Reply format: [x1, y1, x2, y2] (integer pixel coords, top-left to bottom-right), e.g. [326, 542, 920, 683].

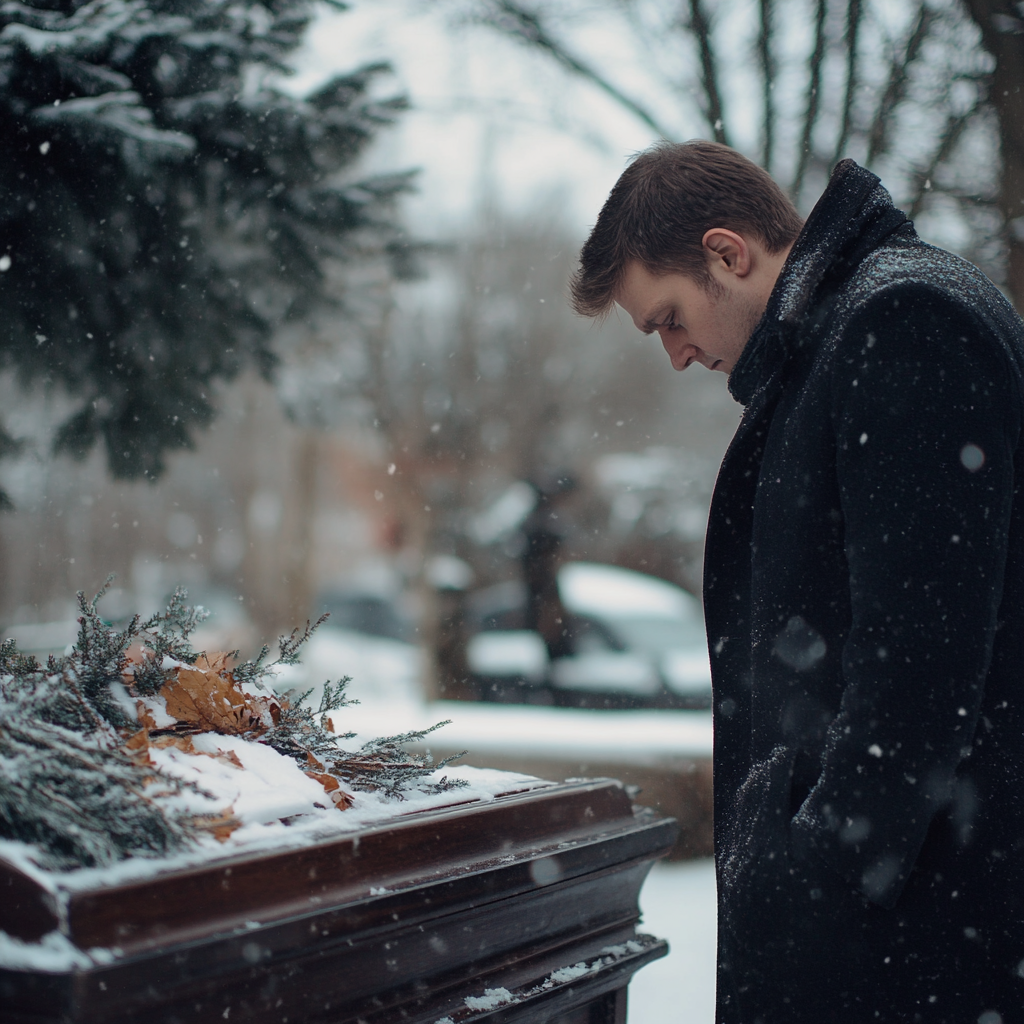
[791, 283, 1023, 908]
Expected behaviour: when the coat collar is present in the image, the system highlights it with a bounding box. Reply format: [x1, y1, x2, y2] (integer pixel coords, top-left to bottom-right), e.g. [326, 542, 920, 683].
[728, 160, 912, 407]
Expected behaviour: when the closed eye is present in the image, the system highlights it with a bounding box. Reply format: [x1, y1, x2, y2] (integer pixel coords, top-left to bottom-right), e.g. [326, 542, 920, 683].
[643, 311, 682, 333]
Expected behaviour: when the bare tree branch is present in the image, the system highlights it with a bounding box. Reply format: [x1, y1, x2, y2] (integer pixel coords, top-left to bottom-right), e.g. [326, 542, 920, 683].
[688, 0, 729, 145]
[474, 0, 675, 139]
[758, 0, 776, 171]
[833, 0, 862, 162]
[792, 0, 829, 201]
[866, 2, 933, 165]
[906, 111, 974, 219]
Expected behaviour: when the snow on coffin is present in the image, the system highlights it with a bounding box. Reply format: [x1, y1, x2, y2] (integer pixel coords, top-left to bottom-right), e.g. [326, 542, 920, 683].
[0, 778, 678, 1024]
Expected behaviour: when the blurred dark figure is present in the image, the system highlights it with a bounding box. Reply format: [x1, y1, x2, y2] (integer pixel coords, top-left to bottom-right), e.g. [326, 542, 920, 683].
[521, 473, 576, 661]
[427, 555, 477, 701]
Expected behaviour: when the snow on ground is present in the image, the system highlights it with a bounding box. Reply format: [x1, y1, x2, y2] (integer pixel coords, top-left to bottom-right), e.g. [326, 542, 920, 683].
[630, 858, 717, 1024]
[410, 701, 713, 762]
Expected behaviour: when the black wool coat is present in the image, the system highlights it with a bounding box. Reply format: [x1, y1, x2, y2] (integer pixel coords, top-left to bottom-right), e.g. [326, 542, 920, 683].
[706, 160, 1024, 1024]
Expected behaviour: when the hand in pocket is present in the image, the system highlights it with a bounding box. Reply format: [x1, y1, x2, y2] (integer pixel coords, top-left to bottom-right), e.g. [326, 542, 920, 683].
[720, 743, 798, 910]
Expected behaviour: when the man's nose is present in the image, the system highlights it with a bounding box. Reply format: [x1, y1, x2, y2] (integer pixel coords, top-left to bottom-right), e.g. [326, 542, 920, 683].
[658, 331, 694, 371]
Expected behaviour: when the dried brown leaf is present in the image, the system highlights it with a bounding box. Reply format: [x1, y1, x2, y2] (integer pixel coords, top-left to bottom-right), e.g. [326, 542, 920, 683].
[190, 808, 242, 843]
[135, 701, 159, 732]
[123, 727, 153, 766]
[214, 748, 245, 770]
[303, 769, 354, 811]
[160, 667, 266, 736]
[152, 734, 198, 754]
[329, 788, 354, 810]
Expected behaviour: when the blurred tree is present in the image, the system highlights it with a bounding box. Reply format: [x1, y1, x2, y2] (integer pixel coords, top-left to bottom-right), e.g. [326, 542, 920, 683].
[459, 0, 1015, 305]
[0, 0, 411, 498]
[962, 0, 1024, 310]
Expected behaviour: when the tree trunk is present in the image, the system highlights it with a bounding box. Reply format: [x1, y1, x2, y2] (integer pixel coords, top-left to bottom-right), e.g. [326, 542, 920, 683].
[964, 0, 1024, 312]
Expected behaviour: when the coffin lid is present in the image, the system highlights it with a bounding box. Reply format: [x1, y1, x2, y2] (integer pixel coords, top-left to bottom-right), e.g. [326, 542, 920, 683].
[0, 777, 644, 956]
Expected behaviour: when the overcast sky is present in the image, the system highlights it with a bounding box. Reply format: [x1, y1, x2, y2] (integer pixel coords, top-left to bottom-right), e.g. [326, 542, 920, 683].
[286, 0, 666, 237]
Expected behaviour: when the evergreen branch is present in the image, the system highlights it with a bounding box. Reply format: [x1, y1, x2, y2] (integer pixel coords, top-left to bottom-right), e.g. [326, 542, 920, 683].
[0, 694, 195, 869]
[277, 613, 329, 665]
[0, 583, 469, 868]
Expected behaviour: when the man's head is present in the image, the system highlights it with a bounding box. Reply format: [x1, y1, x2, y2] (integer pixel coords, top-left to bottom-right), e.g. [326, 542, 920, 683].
[571, 140, 803, 373]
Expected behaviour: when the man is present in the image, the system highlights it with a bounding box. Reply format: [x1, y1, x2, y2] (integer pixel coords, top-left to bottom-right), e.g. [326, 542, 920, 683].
[572, 140, 1024, 1023]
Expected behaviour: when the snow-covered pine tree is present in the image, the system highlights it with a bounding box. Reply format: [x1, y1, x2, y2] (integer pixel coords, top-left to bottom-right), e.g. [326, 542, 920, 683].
[0, 0, 413, 489]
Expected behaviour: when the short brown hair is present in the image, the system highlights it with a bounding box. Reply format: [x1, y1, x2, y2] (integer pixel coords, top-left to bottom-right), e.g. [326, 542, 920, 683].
[571, 140, 803, 317]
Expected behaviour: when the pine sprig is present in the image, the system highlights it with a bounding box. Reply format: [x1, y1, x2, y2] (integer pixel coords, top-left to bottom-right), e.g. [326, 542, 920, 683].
[71, 576, 141, 726]
[230, 614, 329, 693]
[277, 614, 330, 666]
[0, 603, 200, 868]
[260, 685, 469, 801]
[260, 677, 359, 761]
[326, 721, 469, 800]
[137, 587, 210, 680]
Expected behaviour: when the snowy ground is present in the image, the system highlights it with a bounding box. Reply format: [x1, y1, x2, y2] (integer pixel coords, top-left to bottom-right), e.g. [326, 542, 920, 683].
[631, 858, 717, 1024]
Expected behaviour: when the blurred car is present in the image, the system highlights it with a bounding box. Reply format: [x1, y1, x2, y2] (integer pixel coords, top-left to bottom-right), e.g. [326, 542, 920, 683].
[313, 590, 415, 644]
[272, 589, 422, 708]
[465, 562, 712, 708]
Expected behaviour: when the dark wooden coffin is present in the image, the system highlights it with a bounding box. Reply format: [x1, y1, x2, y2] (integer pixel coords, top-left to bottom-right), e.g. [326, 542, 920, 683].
[0, 778, 678, 1024]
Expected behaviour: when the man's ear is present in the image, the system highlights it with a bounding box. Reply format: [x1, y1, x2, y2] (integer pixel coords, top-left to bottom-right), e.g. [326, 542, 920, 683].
[702, 228, 753, 278]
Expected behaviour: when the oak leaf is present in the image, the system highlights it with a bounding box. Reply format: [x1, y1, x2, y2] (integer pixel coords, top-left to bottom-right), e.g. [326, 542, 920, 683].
[123, 727, 154, 766]
[190, 808, 242, 843]
[152, 734, 199, 754]
[160, 667, 266, 736]
[135, 701, 160, 732]
[303, 758, 354, 810]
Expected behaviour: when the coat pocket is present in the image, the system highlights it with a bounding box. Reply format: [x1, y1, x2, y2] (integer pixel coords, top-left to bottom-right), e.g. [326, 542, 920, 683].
[720, 744, 798, 904]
